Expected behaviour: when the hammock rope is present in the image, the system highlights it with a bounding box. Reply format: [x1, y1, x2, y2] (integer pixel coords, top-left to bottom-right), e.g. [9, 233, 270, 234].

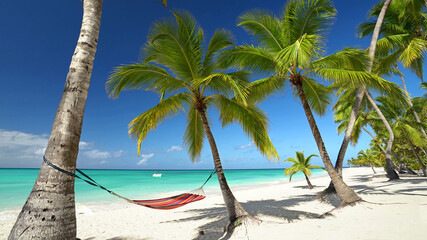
[42, 156, 216, 210]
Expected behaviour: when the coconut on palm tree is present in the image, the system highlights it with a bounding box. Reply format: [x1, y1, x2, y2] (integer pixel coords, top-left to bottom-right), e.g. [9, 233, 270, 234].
[219, 0, 397, 205]
[106, 11, 278, 227]
[284, 151, 324, 189]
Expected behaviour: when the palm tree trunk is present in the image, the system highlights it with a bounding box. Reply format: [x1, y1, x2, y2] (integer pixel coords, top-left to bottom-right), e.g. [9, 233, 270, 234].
[371, 165, 377, 174]
[8, 1, 103, 239]
[327, 0, 393, 192]
[326, 88, 365, 193]
[304, 173, 314, 189]
[402, 129, 427, 177]
[294, 81, 361, 205]
[197, 108, 250, 223]
[364, 91, 399, 180]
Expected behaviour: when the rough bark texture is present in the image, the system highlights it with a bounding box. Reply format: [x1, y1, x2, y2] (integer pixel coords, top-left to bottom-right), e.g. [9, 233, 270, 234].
[8, 1, 103, 239]
[294, 80, 361, 204]
[364, 91, 399, 180]
[197, 108, 250, 223]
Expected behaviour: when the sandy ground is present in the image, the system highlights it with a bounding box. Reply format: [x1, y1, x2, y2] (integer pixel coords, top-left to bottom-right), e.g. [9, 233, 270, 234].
[1, 167, 426, 240]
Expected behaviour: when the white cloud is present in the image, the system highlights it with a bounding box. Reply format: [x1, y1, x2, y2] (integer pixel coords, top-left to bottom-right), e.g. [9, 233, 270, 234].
[0, 129, 48, 161]
[79, 141, 93, 150]
[112, 150, 124, 158]
[0, 129, 124, 167]
[83, 149, 112, 159]
[100, 160, 107, 165]
[237, 142, 255, 150]
[138, 153, 154, 165]
[167, 145, 183, 153]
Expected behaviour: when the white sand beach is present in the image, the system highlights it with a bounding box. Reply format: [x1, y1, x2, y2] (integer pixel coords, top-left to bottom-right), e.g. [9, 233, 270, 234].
[1, 167, 426, 240]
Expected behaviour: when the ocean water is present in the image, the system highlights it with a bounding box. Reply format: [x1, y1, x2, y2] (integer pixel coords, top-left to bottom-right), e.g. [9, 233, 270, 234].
[0, 168, 326, 211]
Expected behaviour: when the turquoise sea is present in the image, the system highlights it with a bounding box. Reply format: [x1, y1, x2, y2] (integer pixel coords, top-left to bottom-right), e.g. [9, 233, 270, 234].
[0, 168, 326, 211]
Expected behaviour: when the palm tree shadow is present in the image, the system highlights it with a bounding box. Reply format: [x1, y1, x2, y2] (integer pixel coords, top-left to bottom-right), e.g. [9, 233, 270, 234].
[160, 193, 335, 240]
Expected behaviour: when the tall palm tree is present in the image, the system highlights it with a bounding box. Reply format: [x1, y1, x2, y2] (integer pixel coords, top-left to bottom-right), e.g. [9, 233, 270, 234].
[9, 1, 168, 239]
[376, 96, 427, 176]
[9, 1, 103, 238]
[330, 0, 396, 189]
[219, 0, 395, 204]
[359, 0, 427, 141]
[284, 151, 324, 189]
[106, 11, 278, 226]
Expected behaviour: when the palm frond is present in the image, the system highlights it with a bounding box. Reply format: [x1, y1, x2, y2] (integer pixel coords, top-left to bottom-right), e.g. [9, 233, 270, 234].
[219, 45, 277, 74]
[142, 10, 204, 81]
[237, 9, 284, 52]
[247, 76, 287, 104]
[399, 38, 427, 68]
[203, 29, 235, 76]
[297, 77, 331, 116]
[183, 104, 206, 162]
[287, 0, 336, 40]
[276, 34, 321, 68]
[129, 93, 191, 155]
[310, 48, 369, 71]
[106, 64, 186, 98]
[198, 72, 250, 102]
[214, 96, 279, 161]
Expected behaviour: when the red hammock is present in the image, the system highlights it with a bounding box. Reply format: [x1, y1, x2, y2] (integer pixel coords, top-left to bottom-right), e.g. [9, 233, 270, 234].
[132, 193, 206, 210]
[43, 156, 214, 210]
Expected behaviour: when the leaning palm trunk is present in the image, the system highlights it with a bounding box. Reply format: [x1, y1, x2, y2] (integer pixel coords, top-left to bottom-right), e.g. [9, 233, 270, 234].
[327, 0, 393, 192]
[304, 174, 314, 189]
[294, 81, 361, 204]
[9, 1, 103, 239]
[364, 91, 399, 180]
[197, 109, 250, 224]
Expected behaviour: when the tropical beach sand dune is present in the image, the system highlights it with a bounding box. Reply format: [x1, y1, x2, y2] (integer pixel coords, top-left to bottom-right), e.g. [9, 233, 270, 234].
[1, 167, 426, 239]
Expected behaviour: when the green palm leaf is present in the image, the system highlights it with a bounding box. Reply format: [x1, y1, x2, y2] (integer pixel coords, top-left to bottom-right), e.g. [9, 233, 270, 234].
[214, 96, 279, 161]
[183, 104, 206, 162]
[129, 93, 191, 155]
[237, 9, 284, 52]
[106, 64, 186, 98]
[219, 45, 277, 74]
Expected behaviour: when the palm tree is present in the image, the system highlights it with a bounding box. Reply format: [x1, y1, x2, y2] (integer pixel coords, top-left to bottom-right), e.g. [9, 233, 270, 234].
[284, 151, 324, 189]
[219, 0, 396, 204]
[330, 0, 396, 189]
[9, 1, 168, 239]
[359, 0, 427, 143]
[355, 149, 383, 174]
[106, 11, 278, 227]
[333, 90, 413, 173]
[376, 96, 427, 176]
[9, 1, 103, 238]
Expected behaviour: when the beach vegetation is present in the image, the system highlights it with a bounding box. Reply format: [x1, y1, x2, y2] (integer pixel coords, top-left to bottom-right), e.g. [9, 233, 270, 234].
[219, 0, 373, 205]
[106, 10, 278, 227]
[8, 0, 104, 239]
[348, 149, 383, 174]
[284, 151, 324, 189]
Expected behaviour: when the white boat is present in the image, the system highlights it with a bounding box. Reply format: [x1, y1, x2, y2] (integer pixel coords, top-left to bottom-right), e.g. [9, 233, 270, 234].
[152, 172, 162, 177]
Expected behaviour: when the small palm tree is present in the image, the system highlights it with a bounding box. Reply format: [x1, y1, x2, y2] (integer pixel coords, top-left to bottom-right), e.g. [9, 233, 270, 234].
[354, 149, 383, 174]
[284, 151, 324, 189]
[106, 11, 278, 226]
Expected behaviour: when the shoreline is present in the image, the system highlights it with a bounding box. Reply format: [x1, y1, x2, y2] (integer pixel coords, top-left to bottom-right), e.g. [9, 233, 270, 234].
[1, 167, 426, 239]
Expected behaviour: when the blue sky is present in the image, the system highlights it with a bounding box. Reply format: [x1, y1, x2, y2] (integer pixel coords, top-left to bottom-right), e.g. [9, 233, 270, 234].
[0, 0, 424, 170]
